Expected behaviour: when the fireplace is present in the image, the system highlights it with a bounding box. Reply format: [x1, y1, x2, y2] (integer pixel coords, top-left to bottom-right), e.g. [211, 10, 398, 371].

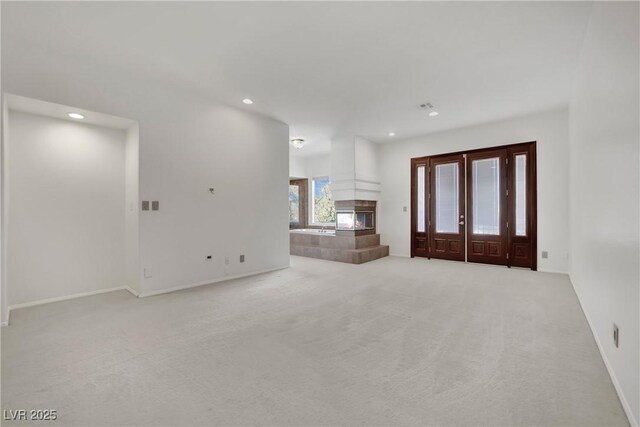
[290, 199, 387, 263]
[336, 210, 374, 232]
[334, 200, 377, 236]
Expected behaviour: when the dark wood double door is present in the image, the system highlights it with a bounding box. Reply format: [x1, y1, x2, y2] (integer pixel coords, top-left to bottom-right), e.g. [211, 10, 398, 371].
[411, 142, 536, 269]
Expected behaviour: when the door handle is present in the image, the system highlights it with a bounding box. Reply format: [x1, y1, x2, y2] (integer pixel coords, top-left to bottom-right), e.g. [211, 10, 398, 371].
[459, 221, 465, 225]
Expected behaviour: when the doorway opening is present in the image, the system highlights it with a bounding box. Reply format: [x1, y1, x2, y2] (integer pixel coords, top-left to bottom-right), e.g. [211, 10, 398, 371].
[289, 178, 308, 229]
[411, 141, 536, 270]
[1, 94, 140, 325]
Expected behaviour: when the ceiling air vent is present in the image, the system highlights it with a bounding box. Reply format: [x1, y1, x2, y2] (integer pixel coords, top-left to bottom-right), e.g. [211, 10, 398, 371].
[418, 102, 434, 110]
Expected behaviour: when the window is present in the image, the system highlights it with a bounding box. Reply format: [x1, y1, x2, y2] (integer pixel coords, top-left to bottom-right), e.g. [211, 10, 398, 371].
[289, 185, 300, 224]
[515, 154, 527, 236]
[312, 177, 336, 223]
[417, 165, 426, 232]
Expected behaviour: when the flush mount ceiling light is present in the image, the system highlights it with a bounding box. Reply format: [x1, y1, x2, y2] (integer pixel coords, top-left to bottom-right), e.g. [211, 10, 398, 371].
[388, 132, 396, 137]
[67, 112, 85, 120]
[290, 138, 306, 149]
[429, 111, 439, 117]
[242, 98, 254, 105]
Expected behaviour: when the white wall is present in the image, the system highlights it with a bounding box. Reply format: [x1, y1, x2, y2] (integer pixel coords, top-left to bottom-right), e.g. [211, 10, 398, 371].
[354, 136, 381, 202]
[306, 153, 331, 183]
[3, 43, 290, 299]
[569, 2, 639, 424]
[329, 135, 381, 202]
[330, 136, 356, 202]
[125, 124, 140, 294]
[289, 155, 307, 179]
[1, 97, 9, 324]
[8, 111, 126, 305]
[379, 108, 569, 272]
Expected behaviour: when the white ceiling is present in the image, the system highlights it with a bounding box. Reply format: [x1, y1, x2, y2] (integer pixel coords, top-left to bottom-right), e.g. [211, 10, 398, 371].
[2, 1, 593, 157]
[6, 94, 137, 131]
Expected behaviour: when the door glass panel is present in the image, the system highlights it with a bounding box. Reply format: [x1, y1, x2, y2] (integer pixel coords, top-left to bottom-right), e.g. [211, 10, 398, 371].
[435, 163, 459, 234]
[417, 165, 426, 232]
[515, 154, 527, 236]
[472, 158, 500, 235]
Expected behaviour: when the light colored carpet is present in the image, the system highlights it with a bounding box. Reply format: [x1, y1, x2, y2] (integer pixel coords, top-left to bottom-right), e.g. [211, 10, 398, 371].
[1, 256, 628, 426]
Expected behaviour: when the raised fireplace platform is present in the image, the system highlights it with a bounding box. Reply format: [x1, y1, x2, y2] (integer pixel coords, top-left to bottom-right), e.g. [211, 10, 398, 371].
[290, 231, 388, 264]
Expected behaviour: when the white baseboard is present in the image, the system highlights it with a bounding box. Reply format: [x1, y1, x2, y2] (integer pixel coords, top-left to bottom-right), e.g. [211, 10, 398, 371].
[137, 266, 288, 298]
[389, 253, 411, 258]
[5, 286, 137, 325]
[3, 268, 289, 324]
[569, 276, 637, 427]
[537, 267, 569, 275]
[124, 286, 139, 297]
[8, 286, 130, 312]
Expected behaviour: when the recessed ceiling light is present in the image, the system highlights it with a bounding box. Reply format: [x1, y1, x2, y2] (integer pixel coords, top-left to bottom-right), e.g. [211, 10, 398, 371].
[290, 138, 306, 149]
[429, 111, 439, 117]
[242, 98, 254, 105]
[67, 112, 85, 120]
[388, 132, 396, 137]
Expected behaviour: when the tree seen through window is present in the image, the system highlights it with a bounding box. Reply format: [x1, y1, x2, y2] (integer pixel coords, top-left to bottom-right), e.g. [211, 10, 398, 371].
[313, 177, 336, 223]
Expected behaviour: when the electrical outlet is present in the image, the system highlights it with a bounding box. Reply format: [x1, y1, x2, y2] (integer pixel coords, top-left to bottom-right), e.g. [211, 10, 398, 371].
[403, 206, 407, 212]
[141, 201, 150, 211]
[151, 201, 159, 211]
[206, 255, 212, 261]
[224, 256, 230, 265]
[541, 251, 548, 259]
[240, 254, 245, 263]
[144, 268, 152, 278]
[613, 324, 619, 348]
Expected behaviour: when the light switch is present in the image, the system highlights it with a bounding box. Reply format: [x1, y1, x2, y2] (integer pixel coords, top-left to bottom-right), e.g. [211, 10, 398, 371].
[141, 201, 149, 211]
[152, 201, 159, 211]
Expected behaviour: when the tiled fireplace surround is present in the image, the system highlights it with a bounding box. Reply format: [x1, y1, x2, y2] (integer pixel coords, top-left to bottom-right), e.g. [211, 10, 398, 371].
[290, 200, 389, 264]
